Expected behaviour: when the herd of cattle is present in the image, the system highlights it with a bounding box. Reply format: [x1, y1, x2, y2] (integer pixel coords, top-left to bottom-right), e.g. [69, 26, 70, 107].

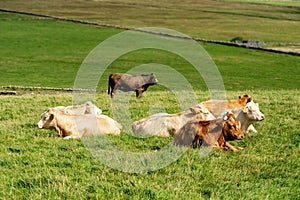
[37, 73, 265, 151]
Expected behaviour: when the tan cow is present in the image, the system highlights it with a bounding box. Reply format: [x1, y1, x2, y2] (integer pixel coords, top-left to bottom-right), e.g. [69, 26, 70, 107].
[132, 104, 215, 137]
[37, 108, 121, 139]
[201, 94, 253, 116]
[174, 113, 244, 151]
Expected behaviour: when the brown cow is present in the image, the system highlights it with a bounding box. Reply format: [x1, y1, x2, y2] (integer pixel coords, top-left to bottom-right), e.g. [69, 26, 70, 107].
[201, 94, 253, 116]
[37, 108, 121, 139]
[108, 73, 158, 98]
[174, 113, 244, 151]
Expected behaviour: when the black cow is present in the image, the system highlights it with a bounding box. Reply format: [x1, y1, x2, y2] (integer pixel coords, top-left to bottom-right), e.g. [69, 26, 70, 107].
[108, 73, 158, 98]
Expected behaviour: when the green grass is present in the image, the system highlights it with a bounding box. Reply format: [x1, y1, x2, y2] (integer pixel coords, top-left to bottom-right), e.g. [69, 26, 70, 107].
[0, 0, 299, 43]
[0, 90, 299, 199]
[0, 13, 121, 87]
[0, 11, 300, 200]
[224, 0, 300, 7]
[1, 12, 299, 91]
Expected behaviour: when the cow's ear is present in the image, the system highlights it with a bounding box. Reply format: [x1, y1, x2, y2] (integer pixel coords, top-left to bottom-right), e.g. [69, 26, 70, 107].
[223, 115, 228, 121]
[247, 97, 253, 103]
[49, 113, 54, 121]
[238, 95, 241, 99]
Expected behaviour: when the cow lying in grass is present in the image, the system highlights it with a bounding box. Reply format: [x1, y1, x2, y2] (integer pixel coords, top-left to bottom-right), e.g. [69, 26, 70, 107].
[219, 100, 265, 133]
[174, 113, 244, 151]
[37, 108, 121, 139]
[201, 94, 265, 133]
[201, 94, 253, 116]
[132, 104, 215, 137]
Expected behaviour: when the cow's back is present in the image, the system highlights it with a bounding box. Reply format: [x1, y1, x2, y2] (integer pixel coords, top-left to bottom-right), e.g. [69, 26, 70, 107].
[53, 111, 121, 138]
[132, 110, 201, 137]
[202, 99, 250, 116]
[174, 118, 224, 148]
[132, 113, 172, 137]
[132, 105, 214, 137]
[173, 120, 199, 146]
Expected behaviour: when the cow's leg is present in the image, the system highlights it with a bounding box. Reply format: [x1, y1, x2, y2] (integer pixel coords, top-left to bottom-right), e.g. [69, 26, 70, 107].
[142, 85, 149, 92]
[224, 142, 239, 152]
[235, 146, 244, 150]
[63, 135, 80, 139]
[136, 89, 143, 98]
[63, 136, 74, 139]
[110, 88, 116, 98]
[109, 82, 116, 98]
[247, 124, 257, 133]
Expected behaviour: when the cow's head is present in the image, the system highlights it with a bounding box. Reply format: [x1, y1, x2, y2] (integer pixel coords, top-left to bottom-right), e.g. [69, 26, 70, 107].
[147, 73, 158, 85]
[222, 113, 244, 141]
[243, 101, 265, 121]
[37, 108, 56, 129]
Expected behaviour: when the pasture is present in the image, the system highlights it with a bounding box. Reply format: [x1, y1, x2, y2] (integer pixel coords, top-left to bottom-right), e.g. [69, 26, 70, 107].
[1, 0, 300, 45]
[224, 0, 300, 7]
[0, 2, 300, 200]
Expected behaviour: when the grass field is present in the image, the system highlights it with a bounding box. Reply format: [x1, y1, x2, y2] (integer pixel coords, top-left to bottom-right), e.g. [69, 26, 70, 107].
[1, 91, 299, 199]
[1, 12, 299, 91]
[224, 0, 300, 7]
[1, 0, 299, 44]
[0, 4, 300, 200]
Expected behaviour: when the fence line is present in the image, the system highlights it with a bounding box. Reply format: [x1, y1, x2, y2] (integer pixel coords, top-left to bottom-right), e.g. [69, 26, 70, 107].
[2, 85, 102, 92]
[0, 8, 299, 56]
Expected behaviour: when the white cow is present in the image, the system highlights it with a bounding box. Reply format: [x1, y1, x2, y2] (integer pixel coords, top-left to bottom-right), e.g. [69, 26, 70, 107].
[132, 104, 215, 137]
[219, 101, 265, 133]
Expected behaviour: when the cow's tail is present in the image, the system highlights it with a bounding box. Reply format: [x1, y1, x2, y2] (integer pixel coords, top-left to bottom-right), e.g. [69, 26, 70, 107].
[108, 74, 112, 95]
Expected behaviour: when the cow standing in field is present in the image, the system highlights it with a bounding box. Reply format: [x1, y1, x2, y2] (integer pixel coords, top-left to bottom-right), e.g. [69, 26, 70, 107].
[132, 104, 215, 137]
[201, 94, 253, 116]
[174, 113, 244, 152]
[108, 73, 158, 98]
[37, 108, 122, 139]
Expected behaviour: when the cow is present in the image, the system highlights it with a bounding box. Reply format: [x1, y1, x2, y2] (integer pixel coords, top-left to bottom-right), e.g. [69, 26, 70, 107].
[131, 104, 215, 137]
[174, 113, 244, 152]
[108, 73, 158, 98]
[37, 108, 121, 139]
[51, 101, 102, 115]
[219, 101, 265, 133]
[201, 94, 253, 116]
